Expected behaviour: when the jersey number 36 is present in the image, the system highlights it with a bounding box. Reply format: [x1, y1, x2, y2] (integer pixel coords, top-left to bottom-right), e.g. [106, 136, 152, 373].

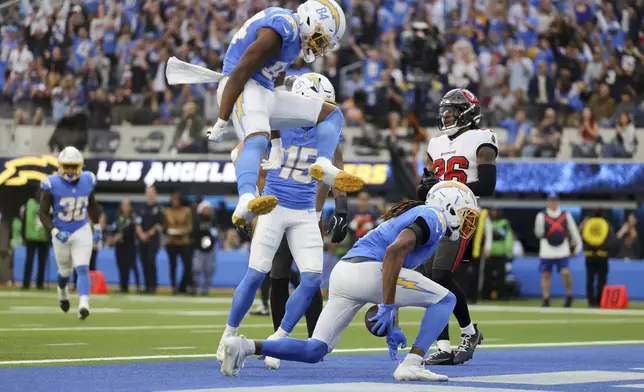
[58, 196, 89, 222]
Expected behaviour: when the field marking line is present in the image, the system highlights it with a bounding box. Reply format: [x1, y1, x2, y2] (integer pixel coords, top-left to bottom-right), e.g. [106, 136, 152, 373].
[3, 340, 644, 366]
[2, 317, 644, 333]
[154, 347, 197, 350]
[45, 343, 87, 347]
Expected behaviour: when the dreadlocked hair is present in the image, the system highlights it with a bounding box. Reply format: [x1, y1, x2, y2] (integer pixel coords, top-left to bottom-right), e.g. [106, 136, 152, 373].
[381, 200, 425, 222]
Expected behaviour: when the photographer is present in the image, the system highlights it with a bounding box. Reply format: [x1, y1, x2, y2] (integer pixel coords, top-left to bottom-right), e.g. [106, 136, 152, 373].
[192, 201, 218, 296]
[401, 21, 443, 75]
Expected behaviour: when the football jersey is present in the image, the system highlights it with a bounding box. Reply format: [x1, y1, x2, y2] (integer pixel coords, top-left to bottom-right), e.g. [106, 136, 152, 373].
[342, 205, 447, 270]
[262, 125, 342, 210]
[427, 128, 499, 184]
[40, 171, 97, 234]
[223, 7, 301, 91]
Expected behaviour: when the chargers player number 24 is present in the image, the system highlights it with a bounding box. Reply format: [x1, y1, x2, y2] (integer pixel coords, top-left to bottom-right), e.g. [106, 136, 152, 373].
[58, 196, 89, 222]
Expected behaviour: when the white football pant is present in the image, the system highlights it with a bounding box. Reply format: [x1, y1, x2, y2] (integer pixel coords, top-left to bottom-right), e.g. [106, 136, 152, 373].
[312, 260, 450, 351]
[52, 223, 93, 277]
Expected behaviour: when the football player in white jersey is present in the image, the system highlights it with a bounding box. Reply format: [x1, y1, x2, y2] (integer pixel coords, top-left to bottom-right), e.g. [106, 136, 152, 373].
[417, 88, 498, 366]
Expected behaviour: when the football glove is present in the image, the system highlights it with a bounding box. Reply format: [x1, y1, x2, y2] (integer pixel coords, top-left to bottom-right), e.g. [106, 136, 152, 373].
[386, 325, 407, 360]
[368, 303, 397, 337]
[326, 195, 348, 243]
[52, 228, 70, 244]
[417, 167, 441, 201]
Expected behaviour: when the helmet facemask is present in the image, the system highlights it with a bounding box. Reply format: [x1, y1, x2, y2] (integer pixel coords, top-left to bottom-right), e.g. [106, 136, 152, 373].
[438, 103, 475, 136]
[303, 26, 334, 60]
[59, 162, 82, 182]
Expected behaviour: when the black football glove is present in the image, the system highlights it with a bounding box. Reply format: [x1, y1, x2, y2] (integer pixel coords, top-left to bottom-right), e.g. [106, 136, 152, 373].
[417, 167, 441, 201]
[326, 195, 348, 243]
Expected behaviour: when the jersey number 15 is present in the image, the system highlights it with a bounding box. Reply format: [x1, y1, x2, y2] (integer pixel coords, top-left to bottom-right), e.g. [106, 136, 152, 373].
[279, 146, 317, 184]
[58, 196, 89, 222]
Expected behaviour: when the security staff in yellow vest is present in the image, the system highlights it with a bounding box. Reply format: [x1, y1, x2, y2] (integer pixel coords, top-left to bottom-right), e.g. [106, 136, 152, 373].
[579, 210, 615, 308]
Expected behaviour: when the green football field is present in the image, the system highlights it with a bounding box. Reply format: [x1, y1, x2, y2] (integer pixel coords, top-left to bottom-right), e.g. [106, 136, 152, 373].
[2, 290, 644, 367]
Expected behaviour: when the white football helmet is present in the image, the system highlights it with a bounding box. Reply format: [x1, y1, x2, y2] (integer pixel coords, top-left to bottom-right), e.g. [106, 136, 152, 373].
[426, 180, 480, 241]
[57, 146, 84, 182]
[292, 72, 336, 103]
[296, 0, 346, 63]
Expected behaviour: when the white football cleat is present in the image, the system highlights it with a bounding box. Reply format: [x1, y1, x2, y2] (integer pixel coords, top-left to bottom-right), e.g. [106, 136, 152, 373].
[221, 336, 252, 377]
[78, 295, 90, 320]
[57, 285, 70, 313]
[216, 328, 238, 363]
[263, 332, 283, 370]
[394, 354, 448, 382]
[232, 193, 278, 228]
[309, 157, 364, 193]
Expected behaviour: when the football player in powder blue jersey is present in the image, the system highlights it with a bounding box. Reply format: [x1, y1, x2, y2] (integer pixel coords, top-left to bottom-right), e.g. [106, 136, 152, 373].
[221, 181, 480, 382]
[205, 0, 364, 231]
[39, 147, 102, 320]
[218, 73, 349, 371]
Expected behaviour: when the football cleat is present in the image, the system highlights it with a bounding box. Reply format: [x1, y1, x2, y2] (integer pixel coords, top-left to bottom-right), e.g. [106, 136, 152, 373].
[249, 304, 270, 316]
[221, 336, 252, 377]
[395, 358, 448, 381]
[232, 194, 278, 228]
[309, 163, 364, 193]
[216, 329, 238, 363]
[264, 332, 282, 370]
[564, 295, 573, 308]
[425, 349, 455, 365]
[78, 307, 90, 320]
[542, 298, 550, 307]
[453, 324, 483, 365]
[59, 300, 70, 313]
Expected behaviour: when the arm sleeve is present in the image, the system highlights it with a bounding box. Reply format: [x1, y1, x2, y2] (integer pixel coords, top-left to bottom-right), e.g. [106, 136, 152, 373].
[406, 216, 431, 248]
[268, 12, 298, 43]
[40, 177, 51, 191]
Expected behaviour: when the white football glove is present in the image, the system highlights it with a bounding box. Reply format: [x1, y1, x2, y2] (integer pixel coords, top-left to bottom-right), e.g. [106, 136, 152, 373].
[261, 138, 283, 170]
[206, 118, 229, 142]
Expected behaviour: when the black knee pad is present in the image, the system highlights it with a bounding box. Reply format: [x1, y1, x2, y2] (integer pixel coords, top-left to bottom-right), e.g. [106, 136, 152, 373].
[431, 269, 453, 286]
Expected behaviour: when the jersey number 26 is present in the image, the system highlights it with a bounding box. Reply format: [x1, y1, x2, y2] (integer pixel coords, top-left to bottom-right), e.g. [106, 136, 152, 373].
[433, 156, 469, 183]
[58, 196, 89, 222]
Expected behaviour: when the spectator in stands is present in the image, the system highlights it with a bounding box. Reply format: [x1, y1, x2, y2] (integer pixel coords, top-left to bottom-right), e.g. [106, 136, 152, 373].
[616, 214, 642, 260]
[88, 89, 111, 131]
[449, 48, 479, 91]
[615, 90, 637, 117]
[499, 109, 532, 157]
[602, 112, 637, 158]
[489, 84, 516, 126]
[572, 108, 601, 158]
[481, 53, 506, 105]
[507, 44, 533, 96]
[223, 228, 246, 251]
[8, 39, 33, 76]
[3, 71, 32, 125]
[136, 186, 164, 294]
[163, 191, 193, 295]
[522, 108, 562, 157]
[348, 191, 379, 243]
[155, 89, 177, 125]
[108, 199, 141, 294]
[20, 190, 49, 290]
[375, 70, 404, 138]
[534, 193, 583, 307]
[583, 51, 604, 88]
[528, 61, 555, 118]
[171, 102, 206, 154]
[192, 201, 218, 296]
[555, 68, 583, 127]
[343, 70, 364, 102]
[588, 83, 615, 128]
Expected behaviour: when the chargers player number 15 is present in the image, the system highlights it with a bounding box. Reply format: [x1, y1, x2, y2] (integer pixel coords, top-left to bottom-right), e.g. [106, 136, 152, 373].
[58, 196, 89, 222]
[279, 146, 317, 183]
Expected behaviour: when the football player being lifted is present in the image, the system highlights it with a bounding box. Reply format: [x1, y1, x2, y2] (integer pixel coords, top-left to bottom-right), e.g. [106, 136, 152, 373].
[417, 88, 498, 365]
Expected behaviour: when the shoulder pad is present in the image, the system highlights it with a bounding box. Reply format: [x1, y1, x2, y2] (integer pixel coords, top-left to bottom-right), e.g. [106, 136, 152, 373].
[40, 176, 52, 191]
[269, 12, 299, 43]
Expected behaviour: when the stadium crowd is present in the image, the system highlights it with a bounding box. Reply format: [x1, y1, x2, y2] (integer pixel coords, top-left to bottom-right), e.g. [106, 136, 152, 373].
[0, 0, 642, 157]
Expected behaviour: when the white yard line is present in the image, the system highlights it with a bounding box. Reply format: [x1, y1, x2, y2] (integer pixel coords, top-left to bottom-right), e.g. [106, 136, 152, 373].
[2, 317, 643, 333]
[45, 343, 87, 347]
[3, 340, 644, 366]
[154, 347, 196, 350]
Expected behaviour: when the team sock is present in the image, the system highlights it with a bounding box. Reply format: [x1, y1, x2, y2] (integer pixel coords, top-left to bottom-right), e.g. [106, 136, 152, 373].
[279, 272, 321, 333]
[437, 340, 452, 353]
[413, 293, 456, 353]
[235, 136, 268, 195]
[227, 268, 267, 327]
[315, 108, 343, 160]
[76, 266, 90, 296]
[461, 322, 476, 335]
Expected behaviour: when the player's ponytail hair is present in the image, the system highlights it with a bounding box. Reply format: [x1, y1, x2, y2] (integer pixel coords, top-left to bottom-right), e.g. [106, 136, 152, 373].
[381, 200, 425, 222]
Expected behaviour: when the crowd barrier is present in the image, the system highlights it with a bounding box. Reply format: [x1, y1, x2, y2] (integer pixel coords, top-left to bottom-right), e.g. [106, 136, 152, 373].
[11, 247, 644, 300]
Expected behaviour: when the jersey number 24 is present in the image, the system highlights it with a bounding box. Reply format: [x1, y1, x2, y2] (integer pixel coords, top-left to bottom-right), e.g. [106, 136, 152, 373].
[58, 197, 89, 222]
[433, 156, 469, 183]
[279, 146, 317, 184]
